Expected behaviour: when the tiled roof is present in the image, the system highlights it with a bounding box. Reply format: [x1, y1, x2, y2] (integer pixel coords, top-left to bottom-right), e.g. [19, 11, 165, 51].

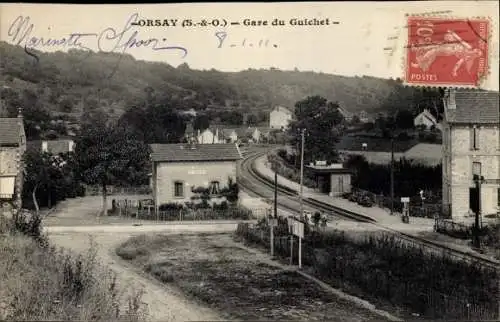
[0, 118, 22, 146]
[150, 143, 242, 162]
[272, 106, 293, 115]
[447, 90, 499, 124]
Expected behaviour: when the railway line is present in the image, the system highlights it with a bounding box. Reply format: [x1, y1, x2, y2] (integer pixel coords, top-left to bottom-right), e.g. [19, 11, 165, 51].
[238, 150, 499, 269]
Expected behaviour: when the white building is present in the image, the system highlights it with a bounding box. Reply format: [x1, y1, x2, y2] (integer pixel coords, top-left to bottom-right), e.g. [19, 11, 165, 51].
[442, 89, 500, 220]
[414, 109, 439, 130]
[196, 128, 224, 144]
[269, 106, 293, 130]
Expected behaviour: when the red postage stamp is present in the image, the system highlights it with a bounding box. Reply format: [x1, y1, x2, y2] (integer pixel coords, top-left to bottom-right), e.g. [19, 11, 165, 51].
[405, 17, 490, 87]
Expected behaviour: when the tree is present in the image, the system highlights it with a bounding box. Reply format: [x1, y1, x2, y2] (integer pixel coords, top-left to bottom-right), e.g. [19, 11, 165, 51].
[75, 122, 150, 216]
[193, 114, 210, 131]
[246, 114, 258, 126]
[395, 109, 414, 129]
[287, 96, 344, 164]
[23, 150, 67, 213]
[350, 115, 361, 125]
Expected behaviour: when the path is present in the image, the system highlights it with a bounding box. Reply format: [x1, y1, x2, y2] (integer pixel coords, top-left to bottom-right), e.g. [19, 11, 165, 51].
[49, 230, 222, 321]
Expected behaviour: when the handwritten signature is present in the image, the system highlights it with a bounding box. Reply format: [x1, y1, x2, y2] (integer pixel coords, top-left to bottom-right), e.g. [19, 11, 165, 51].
[7, 13, 188, 77]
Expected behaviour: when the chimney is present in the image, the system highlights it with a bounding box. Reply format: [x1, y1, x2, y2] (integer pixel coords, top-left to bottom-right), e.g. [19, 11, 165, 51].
[446, 88, 456, 110]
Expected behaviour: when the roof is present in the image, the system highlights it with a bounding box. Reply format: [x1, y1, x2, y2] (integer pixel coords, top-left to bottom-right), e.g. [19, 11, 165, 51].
[336, 135, 419, 153]
[446, 90, 499, 124]
[0, 118, 23, 146]
[150, 143, 242, 162]
[415, 110, 437, 124]
[272, 106, 293, 115]
[305, 165, 352, 174]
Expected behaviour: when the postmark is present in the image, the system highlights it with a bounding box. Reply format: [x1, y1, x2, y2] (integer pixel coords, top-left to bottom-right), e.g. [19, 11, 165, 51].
[405, 16, 490, 88]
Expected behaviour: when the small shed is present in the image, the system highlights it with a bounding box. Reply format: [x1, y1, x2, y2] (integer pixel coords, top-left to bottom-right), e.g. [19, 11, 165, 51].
[306, 162, 352, 196]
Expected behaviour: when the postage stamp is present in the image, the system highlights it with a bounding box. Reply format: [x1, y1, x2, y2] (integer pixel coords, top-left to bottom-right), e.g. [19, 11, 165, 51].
[405, 16, 490, 87]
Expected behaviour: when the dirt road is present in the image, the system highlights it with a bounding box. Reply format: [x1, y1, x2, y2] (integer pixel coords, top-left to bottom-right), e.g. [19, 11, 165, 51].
[44, 195, 228, 321]
[48, 230, 223, 321]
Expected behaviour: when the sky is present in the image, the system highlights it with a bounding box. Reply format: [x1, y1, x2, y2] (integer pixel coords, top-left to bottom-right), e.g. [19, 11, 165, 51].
[1, 2, 498, 90]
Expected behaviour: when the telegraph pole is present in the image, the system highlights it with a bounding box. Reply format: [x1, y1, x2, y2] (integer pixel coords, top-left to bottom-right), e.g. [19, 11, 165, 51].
[473, 175, 483, 249]
[274, 171, 278, 218]
[299, 128, 306, 220]
[390, 136, 395, 215]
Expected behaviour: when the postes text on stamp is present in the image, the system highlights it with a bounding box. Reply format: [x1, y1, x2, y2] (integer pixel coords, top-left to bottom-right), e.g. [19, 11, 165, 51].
[405, 17, 489, 87]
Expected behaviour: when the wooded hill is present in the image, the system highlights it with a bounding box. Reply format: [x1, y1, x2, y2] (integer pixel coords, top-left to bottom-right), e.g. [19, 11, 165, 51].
[0, 41, 400, 121]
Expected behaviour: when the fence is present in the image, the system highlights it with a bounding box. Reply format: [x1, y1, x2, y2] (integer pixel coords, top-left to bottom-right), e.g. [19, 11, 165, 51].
[110, 198, 265, 221]
[435, 219, 474, 239]
[84, 185, 152, 196]
[236, 222, 498, 321]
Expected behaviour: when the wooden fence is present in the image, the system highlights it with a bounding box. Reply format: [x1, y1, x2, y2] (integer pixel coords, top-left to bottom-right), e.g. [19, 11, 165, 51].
[84, 185, 152, 196]
[110, 198, 265, 221]
[435, 218, 474, 239]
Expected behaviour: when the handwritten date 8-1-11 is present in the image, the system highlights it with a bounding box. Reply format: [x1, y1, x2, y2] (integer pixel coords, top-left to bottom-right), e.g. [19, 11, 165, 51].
[215, 31, 278, 48]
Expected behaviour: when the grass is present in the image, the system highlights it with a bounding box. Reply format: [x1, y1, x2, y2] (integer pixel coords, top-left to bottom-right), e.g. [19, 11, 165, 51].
[116, 233, 386, 321]
[235, 221, 499, 321]
[0, 212, 147, 321]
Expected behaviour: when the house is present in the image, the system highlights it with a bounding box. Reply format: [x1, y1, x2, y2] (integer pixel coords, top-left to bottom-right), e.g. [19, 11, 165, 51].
[27, 138, 76, 155]
[306, 162, 352, 196]
[0, 111, 26, 216]
[337, 106, 353, 122]
[269, 106, 293, 130]
[196, 127, 224, 144]
[414, 109, 439, 129]
[150, 143, 242, 211]
[221, 129, 239, 143]
[442, 89, 500, 220]
[359, 110, 371, 123]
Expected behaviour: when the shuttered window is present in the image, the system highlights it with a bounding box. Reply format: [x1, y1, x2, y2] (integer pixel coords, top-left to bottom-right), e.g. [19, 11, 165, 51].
[470, 126, 480, 150]
[174, 181, 184, 198]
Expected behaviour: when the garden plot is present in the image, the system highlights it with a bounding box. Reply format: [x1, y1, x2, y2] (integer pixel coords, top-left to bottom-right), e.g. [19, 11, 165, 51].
[116, 233, 387, 321]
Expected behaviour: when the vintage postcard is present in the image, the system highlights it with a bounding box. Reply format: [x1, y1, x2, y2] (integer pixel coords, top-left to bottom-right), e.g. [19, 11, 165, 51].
[0, 2, 499, 322]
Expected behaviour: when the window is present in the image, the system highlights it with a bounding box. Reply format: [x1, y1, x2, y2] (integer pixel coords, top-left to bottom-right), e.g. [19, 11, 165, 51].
[470, 126, 480, 150]
[209, 181, 220, 195]
[173, 181, 184, 198]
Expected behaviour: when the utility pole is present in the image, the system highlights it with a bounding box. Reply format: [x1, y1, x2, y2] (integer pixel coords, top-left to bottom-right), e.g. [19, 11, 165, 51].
[473, 174, 483, 249]
[274, 172, 278, 217]
[299, 128, 306, 220]
[390, 136, 395, 215]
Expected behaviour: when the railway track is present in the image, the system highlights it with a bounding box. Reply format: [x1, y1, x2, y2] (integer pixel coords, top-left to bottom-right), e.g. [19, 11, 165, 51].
[238, 150, 499, 269]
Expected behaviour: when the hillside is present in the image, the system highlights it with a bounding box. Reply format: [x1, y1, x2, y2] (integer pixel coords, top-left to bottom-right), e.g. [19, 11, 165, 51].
[0, 41, 399, 122]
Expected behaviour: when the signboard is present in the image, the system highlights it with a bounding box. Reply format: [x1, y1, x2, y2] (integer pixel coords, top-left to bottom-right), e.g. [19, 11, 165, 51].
[315, 160, 327, 166]
[400, 197, 410, 203]
[292, 221, 304, 238]
[269, 219, 278, 227]
[188, 169, 207, 175]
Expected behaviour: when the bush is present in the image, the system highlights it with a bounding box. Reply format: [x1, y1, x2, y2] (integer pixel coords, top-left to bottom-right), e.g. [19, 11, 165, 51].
[158, 203, 184, 211]
[267, 150, 317, 188]
[235, 219, 499, 320]
[0, 233, 146, 321]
